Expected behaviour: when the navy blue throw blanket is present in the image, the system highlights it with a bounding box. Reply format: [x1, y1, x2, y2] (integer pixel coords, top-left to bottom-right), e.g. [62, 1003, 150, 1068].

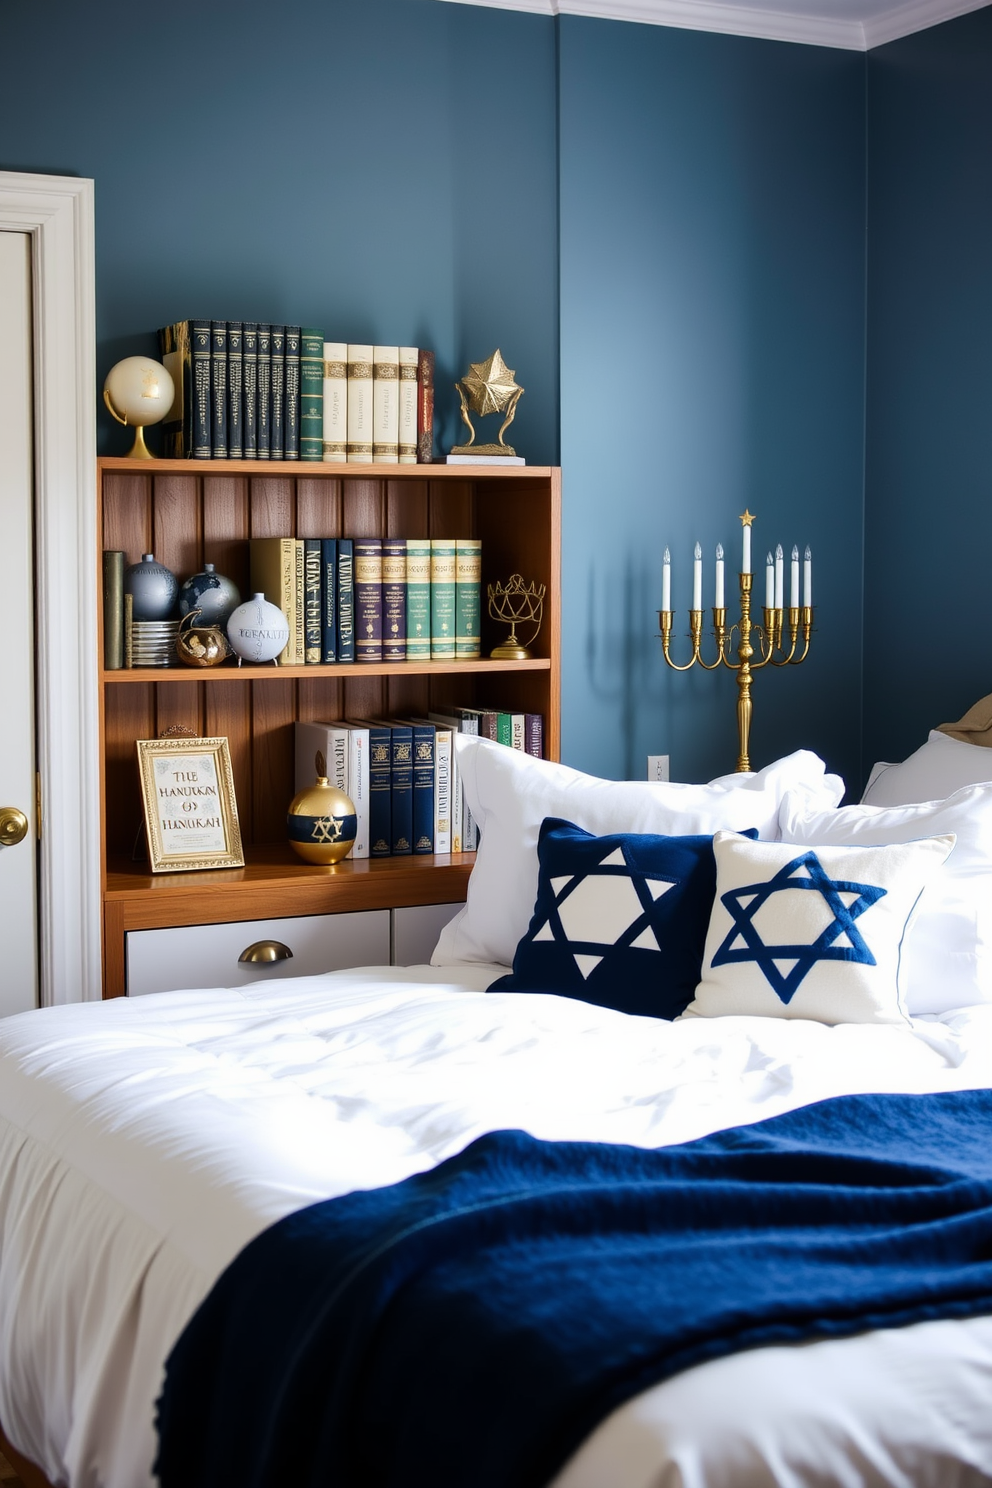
[155, 1090, 992, 1488]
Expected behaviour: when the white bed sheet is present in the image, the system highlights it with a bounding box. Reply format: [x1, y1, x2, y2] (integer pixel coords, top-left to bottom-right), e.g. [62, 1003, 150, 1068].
[1, 965, 991, 1488]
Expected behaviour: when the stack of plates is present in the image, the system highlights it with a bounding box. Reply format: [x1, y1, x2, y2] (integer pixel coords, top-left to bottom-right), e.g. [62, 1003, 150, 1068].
[131, 619, 180, 668]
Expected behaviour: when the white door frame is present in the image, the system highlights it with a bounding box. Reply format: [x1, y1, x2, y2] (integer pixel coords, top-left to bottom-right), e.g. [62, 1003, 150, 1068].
[0, 172, 99, 1004]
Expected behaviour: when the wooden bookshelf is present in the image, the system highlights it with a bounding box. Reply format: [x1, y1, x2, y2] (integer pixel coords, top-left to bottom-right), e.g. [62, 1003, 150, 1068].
[98, 457, 561, 996]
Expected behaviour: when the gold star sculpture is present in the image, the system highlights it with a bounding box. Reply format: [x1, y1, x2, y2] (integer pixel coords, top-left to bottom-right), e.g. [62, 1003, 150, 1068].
[740, 508, 755, 526]
[451, 348, 524, 457]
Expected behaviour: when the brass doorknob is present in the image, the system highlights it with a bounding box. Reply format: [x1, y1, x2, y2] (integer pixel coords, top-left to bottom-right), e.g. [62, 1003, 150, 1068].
[238, 939, 293, 965]
[0, 808, 29, 847]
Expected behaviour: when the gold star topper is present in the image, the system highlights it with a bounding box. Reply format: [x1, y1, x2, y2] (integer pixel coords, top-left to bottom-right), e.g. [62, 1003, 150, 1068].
[740, 509, 755, 527]
[451, 348, 525, 457]
[460, 349, 521, 417]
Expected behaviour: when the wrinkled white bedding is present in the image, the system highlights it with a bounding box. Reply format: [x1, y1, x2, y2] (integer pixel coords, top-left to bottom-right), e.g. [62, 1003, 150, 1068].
[1, 966, 992, 1488]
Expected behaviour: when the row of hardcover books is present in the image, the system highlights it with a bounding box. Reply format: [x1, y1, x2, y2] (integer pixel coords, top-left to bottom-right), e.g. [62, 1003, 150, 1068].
[158, 321, 435, 464]
[251, 535, 481, 666]
[295, 708, 544, 859]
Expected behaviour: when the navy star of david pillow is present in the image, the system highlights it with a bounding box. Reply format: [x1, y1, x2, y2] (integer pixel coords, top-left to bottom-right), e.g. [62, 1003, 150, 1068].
[488, 818, 757, 1021]
[686, 829, 956, 1025]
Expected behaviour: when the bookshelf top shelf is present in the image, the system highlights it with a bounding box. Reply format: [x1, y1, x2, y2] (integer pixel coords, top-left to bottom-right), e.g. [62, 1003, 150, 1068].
[102, 658, 552, 684]
[98, 457, 556, 480]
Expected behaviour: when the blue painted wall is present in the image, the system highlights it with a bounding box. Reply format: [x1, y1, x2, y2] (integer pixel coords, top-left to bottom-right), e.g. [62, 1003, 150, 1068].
[559, 19, 867, 789]
[0, 0, 560, 466]
[7, 0, 966, 793]
[864, 7, 992, 771]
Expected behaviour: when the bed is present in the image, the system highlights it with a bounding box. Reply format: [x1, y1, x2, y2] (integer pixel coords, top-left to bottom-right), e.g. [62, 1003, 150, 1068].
[3, 732, 992, 1488]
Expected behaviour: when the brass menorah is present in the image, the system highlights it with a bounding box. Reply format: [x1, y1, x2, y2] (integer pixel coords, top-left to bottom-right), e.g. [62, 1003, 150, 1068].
[658, 512, 813, 773]
[488, 573, 546, 659]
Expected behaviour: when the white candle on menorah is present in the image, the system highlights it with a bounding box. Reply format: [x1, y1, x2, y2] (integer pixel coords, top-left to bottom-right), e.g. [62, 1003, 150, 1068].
[657, 513, 814, 773]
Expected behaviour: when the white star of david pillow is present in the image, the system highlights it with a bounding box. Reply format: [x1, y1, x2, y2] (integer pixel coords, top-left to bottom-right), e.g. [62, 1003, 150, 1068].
[685, 829, 955, 1025]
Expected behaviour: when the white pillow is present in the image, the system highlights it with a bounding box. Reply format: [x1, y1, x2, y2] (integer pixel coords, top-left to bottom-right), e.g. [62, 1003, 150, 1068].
[686, 829, 954, 1025]
[432, 741, 844, 969]
[863, 730, 992, 807]
[779, 783, 992, 1015]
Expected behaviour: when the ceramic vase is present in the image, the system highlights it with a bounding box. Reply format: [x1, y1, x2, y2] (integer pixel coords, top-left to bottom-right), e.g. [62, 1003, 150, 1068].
[124, 553, 179, 621]
[178, 563, 241, 629]
[226, 593, 290, 665]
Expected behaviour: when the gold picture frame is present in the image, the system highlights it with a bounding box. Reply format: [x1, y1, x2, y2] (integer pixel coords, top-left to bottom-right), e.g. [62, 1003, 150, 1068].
[136, 736, 244, 873]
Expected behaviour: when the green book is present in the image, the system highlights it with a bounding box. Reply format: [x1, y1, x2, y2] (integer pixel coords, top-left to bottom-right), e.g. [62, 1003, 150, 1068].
[300, 328, 324, 460]
[430, 538, 456, 660]
[406, 539, 431, 660]
[497, 712, 513, 748]
[455, 536, 481, 659]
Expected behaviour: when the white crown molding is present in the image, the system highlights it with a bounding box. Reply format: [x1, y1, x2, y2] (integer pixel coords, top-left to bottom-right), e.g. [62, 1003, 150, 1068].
[862, 0, 990, 46]
[433, 0, 991, 49]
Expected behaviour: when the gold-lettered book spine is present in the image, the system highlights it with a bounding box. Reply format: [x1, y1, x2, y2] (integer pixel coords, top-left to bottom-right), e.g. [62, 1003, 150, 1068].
[249, 536, 297, 665]
[398, 347, 418, 463]
[347, 344, 373, 463]
[322, 341, 347, 460]
[102, 550, 125, 669]
[158, 319, 191, 458]
[123, 592, 134, 669]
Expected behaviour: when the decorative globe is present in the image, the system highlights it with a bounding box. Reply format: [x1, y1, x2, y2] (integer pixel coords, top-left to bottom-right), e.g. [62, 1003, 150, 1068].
[124, 553, 179, 620]
[226, 592, 290, 664]
[287, 777, 357, 864]
[103, 356, 175, 459]
[178, 563, 241, 629]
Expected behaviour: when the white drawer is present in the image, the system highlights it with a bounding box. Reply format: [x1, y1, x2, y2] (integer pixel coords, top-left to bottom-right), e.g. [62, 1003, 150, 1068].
[126, 910, 390, 996]
[391, 902, 463, 966]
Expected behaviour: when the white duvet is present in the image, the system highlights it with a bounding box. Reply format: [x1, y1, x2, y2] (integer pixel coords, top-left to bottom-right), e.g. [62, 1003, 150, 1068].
[1, 967, 992, 1488]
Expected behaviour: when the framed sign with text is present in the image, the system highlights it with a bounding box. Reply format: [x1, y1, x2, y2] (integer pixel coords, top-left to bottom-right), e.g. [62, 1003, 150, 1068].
[136, 737, 244, 873]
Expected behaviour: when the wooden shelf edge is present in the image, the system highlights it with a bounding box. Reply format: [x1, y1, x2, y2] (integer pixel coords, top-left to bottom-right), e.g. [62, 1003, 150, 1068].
[102, 658, 551, 683]
[105, 849, 476, 901]
[98, 456, 554, 479]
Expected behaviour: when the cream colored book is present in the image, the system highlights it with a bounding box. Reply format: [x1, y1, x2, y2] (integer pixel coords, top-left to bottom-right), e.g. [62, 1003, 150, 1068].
[398, 346, 418, 464]
[346, 344, 373, 463]
[322, 341, 347, 460]
[372, 345, 399, 464]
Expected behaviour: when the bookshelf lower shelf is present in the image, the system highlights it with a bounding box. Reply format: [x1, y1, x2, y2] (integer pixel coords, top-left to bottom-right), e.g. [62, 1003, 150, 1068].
[102, 847, 475, 998]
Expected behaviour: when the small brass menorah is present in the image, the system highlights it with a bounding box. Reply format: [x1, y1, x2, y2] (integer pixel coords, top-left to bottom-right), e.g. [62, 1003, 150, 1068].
[658, 512, 814, 772]
[488, 574, 546, 660]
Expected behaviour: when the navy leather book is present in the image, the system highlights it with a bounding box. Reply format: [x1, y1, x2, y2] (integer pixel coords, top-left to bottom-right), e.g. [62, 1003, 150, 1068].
[210, 321, 228, 457]
[336, 539, 355, 663]
[384, 721, 413, 855]
[284, 325, 301, 460]
[366, 722, 392, 857]
[242, 323, 258, 457]
[354, 537, 383, 664]
[270, 325, 286, 459]
[407, 720, 435, 853]
[226, 322, 243, 460]
[257, 324, 272, 459]
[191, 319, 212, 459]
[320, 538, 337, 663]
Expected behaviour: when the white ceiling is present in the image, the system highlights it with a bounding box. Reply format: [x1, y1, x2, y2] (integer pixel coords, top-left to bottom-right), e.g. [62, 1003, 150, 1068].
[434, 0, 990, 49]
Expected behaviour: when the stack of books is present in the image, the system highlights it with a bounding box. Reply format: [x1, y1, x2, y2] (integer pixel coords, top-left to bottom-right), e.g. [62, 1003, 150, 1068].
[158, 322, 434, 464]
[295, 709, 543, 860]
[250, 535, 480, 666]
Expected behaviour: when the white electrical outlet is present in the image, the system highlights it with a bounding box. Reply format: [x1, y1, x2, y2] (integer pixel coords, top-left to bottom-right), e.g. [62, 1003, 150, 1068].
[647, 754, 670, 782]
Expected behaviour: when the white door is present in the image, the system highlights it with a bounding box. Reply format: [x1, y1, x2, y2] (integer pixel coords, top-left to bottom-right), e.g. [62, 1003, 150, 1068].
[0, 230, 38, 1014]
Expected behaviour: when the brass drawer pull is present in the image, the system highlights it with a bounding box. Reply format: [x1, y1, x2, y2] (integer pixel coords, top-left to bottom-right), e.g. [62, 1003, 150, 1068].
[238, 939, 294, 965]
